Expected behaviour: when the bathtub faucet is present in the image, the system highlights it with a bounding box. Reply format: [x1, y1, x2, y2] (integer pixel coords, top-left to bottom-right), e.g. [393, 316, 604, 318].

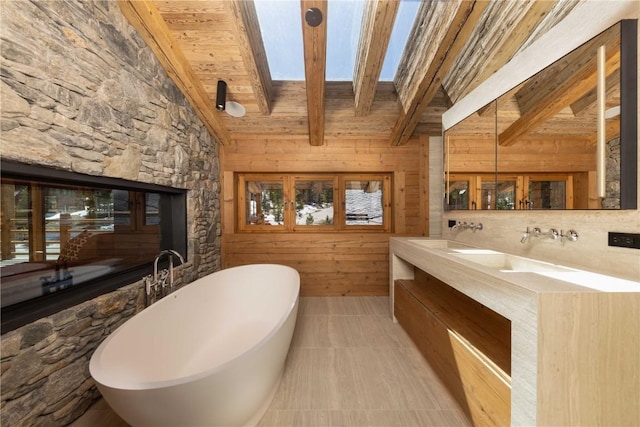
[146, 250, 185, 306]
[154, 249, 185, 292]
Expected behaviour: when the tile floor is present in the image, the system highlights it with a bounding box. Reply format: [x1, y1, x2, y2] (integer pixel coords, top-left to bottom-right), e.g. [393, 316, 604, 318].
[72, 297, 471, 427]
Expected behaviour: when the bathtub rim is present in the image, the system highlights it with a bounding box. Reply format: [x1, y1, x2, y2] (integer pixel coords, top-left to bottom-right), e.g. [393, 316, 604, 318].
[89, 263, 300, 391]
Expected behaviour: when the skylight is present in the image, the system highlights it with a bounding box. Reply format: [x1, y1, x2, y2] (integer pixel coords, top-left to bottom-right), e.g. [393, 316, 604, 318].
[380, 0, 421, 81]
[254, 0, 420, 82]
[254, 0, 304, 80]
[325, 1, 364, 81]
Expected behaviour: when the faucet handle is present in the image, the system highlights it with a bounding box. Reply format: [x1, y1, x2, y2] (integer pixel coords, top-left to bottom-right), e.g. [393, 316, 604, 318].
[470, 222, 483, 231]
[562, 229, 579, 242]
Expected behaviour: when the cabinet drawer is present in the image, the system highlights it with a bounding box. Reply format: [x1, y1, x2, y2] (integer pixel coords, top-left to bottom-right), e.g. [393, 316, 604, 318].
[395, 279, 510, 426]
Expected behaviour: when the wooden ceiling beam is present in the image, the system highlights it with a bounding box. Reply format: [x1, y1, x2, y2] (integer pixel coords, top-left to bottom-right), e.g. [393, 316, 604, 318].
[390, 0, 489, 146]
[301, 0, 328, 146]
[500, 27, 621, 146]
[117, 0, 231, 145]
[353, 0, 399, 117]
[499, 51, 620, 146]
[227, 0, 272, 115]
[570, 68, 620, 116]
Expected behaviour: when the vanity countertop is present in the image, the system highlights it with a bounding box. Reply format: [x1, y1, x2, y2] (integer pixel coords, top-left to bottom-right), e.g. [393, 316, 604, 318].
[391, 237, 639, 293]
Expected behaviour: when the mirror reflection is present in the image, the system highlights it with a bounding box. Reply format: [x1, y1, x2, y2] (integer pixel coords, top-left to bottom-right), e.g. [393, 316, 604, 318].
[445, 20, 635, 210]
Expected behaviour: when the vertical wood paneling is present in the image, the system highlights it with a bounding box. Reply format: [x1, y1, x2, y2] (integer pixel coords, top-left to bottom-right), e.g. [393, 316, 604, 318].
[221, 136, 427, 296]
[394, 171, 406, 234]
[222, 170, 235, 233]
[419, 136, 430, 236]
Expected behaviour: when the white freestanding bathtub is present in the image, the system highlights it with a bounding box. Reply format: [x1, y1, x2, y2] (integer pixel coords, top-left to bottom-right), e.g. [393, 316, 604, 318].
[89, 264, 300, 427]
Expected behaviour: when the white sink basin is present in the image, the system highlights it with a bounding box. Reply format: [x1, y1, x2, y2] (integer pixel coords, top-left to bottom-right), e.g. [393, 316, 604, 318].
[451, 250, 572, 273]
[450, 249, 640, 292]
[407, 239, 473, 250]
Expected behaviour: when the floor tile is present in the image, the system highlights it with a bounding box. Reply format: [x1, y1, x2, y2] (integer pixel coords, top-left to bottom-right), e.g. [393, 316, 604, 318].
[72, 297, 471, 427]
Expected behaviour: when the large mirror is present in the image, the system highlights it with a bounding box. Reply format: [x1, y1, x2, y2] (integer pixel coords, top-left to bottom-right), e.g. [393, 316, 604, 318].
[445, 20, 637, 210]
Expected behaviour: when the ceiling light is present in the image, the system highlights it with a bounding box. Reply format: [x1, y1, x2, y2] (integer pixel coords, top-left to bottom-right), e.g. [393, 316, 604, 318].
[305, 7, 323, 27]
[225, 101, 246, 118]
[216, 80, 226, 111]
[216, 79, 246, 118]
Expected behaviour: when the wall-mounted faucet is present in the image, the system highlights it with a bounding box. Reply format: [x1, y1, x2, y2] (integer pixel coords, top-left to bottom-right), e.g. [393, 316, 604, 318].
[521, 227, 579, 244]
[145, 249, 186, 307]
[533, 227, 559, 240]
[451, 221, 483, 232]
[560, 229, 579, 242]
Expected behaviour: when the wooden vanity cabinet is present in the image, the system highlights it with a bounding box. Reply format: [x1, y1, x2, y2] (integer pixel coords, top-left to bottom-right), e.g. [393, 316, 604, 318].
[394, 268, 511, 427]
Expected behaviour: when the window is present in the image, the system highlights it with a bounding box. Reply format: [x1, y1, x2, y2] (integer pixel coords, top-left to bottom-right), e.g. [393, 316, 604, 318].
[294, 176, 335, 228]
[1, 161, 187, 332]
[237, 173, 390, 232]
[526, 175, 571, 209]
[447, 173, 573, 210]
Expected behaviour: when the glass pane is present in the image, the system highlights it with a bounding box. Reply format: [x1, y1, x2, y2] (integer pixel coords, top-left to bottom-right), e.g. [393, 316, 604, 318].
[380, 0, 421, 80]
[295, 180, 334, 226]
[481, 181, 497, 210]
[1, 178, 165, 308]
[447, 180, 470, 210]
[345, 180, 383, 225]
[145, 193, 160, 226]
[1, 183, 30, 263]
[326, 0, 364, 81]
[113, 190, 131, 227]
[528, 180, 566, 209]
[43, 187, 114, 261]
[245, 180, 284, 225]
[496, 181, 516, 210]
[254, 1, 304, 80]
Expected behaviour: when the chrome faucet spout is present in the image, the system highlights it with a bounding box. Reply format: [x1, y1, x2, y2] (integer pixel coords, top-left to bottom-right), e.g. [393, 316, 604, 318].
[165, 249, 185, 265]
[153, 249, 185, 281]
[521, 227, 530, 243]
[561, 229, 579, 242]
[151, 249, 186, 299]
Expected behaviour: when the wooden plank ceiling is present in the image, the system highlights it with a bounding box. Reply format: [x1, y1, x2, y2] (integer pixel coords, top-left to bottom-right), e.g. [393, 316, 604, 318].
[117, 0, 584, 146]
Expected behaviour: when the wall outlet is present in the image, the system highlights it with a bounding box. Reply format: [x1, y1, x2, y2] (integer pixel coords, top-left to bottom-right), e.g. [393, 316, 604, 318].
[608, 232, 640, 249]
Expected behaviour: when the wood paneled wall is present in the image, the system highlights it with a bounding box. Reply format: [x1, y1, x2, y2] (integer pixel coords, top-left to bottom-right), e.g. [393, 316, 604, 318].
[448, 135, 595, 173]
[221, 136, 428, 296]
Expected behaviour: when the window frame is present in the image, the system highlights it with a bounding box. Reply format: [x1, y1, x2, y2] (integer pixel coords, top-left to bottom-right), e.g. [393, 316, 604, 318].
[236, 172, 391, 232]
[1, 160, 187, 333]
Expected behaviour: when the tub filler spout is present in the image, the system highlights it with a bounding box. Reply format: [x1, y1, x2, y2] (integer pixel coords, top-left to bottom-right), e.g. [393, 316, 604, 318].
[145, 250, 185, 306]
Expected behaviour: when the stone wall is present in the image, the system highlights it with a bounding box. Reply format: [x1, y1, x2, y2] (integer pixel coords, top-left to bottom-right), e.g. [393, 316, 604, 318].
[1, 1, 220, 425]
[1, 284, 141, 426]
[603, 137, 621, 209]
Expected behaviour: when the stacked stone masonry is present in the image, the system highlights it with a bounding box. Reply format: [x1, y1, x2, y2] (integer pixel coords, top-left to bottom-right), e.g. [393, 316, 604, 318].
[1, 1, 221, 425]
